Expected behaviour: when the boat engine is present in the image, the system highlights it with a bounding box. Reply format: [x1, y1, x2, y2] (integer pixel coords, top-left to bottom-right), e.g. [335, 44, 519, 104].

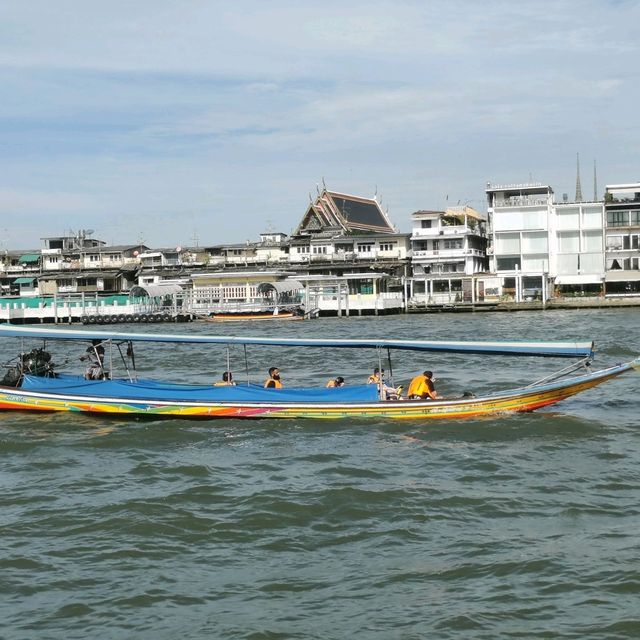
[1, 348, 56, 387]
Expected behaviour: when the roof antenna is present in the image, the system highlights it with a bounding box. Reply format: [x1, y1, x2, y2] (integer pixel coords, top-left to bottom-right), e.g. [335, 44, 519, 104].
[593, 159, 598, 201]
[374, 185, 378, 200]
[322, 177, 327, 190]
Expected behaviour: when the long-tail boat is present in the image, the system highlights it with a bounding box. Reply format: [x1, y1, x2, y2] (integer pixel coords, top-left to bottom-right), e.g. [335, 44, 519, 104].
[0, 325, 637, 420]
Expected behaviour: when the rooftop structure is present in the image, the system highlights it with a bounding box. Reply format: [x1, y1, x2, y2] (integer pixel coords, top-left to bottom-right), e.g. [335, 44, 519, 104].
[295, 188, 396, 236]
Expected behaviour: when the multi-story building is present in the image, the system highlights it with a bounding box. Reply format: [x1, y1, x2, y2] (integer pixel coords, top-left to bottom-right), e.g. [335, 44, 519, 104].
[604, 183, 640, 295]
[486, 183, 555, 301]
[486, 182, 608, 300]
[408, 206, 488, 304]
[552, 201, 605, 297]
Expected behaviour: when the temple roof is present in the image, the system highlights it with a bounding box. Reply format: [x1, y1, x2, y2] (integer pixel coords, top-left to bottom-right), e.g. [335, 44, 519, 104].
[295, 189, 396, 236]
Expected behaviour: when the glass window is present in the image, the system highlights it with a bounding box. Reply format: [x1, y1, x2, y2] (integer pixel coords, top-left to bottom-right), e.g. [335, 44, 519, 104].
[495, 233, 520, 254]
[631, 210, 640, 225]
[580, 253, 604, 273]
[492, 211, 523, 232]
[421, 220, 432, 228]
[522, 211, 546, 230]
[557, 208, 580, 230]
[521, 256, 547, 271]
[583, 207, 603, 228]
[607, 211, 629, 227]
[557, 254, 579, 274]
[557, 232, 579, 253]
[496, 256, 520, 270]
[606, 235, 623, 250]
[583, 230, 603, 252]
[522, 232, 548, 253]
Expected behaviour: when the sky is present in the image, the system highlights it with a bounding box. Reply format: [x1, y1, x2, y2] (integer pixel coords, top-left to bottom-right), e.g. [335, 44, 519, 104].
[1, 0, 639, 249]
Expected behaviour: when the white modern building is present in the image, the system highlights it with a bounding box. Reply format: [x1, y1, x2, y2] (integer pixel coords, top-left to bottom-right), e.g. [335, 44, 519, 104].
[486, 182, 607, 300]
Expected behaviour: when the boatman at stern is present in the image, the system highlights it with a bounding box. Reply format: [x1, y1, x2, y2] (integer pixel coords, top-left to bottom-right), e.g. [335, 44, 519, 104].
[407, 370, 438, 400]
[264, 367, 283, 389]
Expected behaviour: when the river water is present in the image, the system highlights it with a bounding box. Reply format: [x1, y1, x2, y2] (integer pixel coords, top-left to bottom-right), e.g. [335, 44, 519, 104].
[1, 309, 640, 639]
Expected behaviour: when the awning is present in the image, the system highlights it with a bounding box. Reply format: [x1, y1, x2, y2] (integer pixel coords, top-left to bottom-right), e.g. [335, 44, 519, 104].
[445, 206, 485, 221]
[13, 277, 36, 284]
[19, 254, 40, 264]
[605, 272, 640, 283]
[129, 284, 183, 298]
[257, 280, 304, 296]
[554, 275, 603, 285]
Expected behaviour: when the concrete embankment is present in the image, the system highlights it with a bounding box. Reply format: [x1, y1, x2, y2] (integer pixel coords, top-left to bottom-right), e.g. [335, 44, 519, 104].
[408, 297, 640, 313]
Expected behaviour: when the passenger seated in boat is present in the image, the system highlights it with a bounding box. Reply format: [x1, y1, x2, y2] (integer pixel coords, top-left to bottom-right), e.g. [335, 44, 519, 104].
[264, 367, 283, 389]
[326, 376, 345, 388]
[367, 367, 401, 400]
[80, 340, 106, 380]
[407, 371, 437, 400]
[214, 371, 236, 386]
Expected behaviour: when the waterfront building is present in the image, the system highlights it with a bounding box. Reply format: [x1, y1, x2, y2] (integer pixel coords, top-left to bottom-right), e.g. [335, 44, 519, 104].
[189, 271, 301, 314]
[0, 250, 42, 295]
[255, 232, 290, 264]
[486, 182, 607, 300]
[407, 206, 488, 305]
[552, 200, 605, 297]
[603, 183, 640, 295]
[485, 183, 554, 301]
[287, 187, 408, 313]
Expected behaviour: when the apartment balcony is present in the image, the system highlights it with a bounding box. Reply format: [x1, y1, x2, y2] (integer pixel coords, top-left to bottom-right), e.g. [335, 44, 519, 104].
[492, 197, 550, 208]
[411, 225, 478, 238]
[412, 248, 484, 259]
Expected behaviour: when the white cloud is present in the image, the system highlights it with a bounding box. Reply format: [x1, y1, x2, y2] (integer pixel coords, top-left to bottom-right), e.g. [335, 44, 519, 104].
[0, 0, 639, 246]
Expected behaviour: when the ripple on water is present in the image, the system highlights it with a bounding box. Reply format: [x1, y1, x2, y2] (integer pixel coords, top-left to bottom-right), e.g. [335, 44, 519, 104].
[1, 312, 640, 638]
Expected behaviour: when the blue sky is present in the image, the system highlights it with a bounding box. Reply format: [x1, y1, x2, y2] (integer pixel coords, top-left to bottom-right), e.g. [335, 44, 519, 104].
[1, 0, 639, 249]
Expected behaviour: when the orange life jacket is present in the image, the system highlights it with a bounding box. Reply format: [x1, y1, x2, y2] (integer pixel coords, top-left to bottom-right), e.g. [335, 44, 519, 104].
[264, 378, 283, 389]
[407, 375, 436, 399]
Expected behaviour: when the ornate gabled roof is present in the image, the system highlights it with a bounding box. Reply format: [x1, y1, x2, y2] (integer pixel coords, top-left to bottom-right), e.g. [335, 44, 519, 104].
[295, 189, 396, 235]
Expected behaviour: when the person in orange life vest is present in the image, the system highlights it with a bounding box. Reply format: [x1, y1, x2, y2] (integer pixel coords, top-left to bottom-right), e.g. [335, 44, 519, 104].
[366, 367, 401, 400]
[264, 367, 283, 389]
[214, 371, 236, 386]
[407, 370, 437, 400]
[326, 376, 345, 388]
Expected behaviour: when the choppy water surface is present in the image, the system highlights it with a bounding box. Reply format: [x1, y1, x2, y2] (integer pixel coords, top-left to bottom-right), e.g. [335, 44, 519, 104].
[2, 309, 640, 639]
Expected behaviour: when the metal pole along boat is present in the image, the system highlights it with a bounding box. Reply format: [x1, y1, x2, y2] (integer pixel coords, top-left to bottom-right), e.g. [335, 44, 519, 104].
[0, 325, 637, 420]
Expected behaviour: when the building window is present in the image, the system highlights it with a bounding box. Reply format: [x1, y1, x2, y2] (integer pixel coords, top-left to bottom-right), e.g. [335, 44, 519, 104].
[88, 254, 99, 262]
[631, 210, 640, 225]
[379, 243, 396, 252]
[421, 220, 432, 228]
[607, 211, 629, 227]
[496, 256, 520, 271]
[443, 240, 462, 250]
[357, 244, 373, 253]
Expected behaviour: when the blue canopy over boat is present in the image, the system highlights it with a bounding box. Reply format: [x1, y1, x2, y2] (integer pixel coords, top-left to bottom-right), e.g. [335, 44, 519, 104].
[0, 325, 595, 358]
[20, 375, 381, 404]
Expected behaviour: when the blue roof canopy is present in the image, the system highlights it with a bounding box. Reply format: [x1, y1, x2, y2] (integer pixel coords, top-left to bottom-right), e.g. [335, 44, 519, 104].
[0, 325, 595, 358]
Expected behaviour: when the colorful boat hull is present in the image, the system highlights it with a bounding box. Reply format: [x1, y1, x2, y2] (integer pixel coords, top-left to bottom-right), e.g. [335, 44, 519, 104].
[0, 360, 635, 420]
